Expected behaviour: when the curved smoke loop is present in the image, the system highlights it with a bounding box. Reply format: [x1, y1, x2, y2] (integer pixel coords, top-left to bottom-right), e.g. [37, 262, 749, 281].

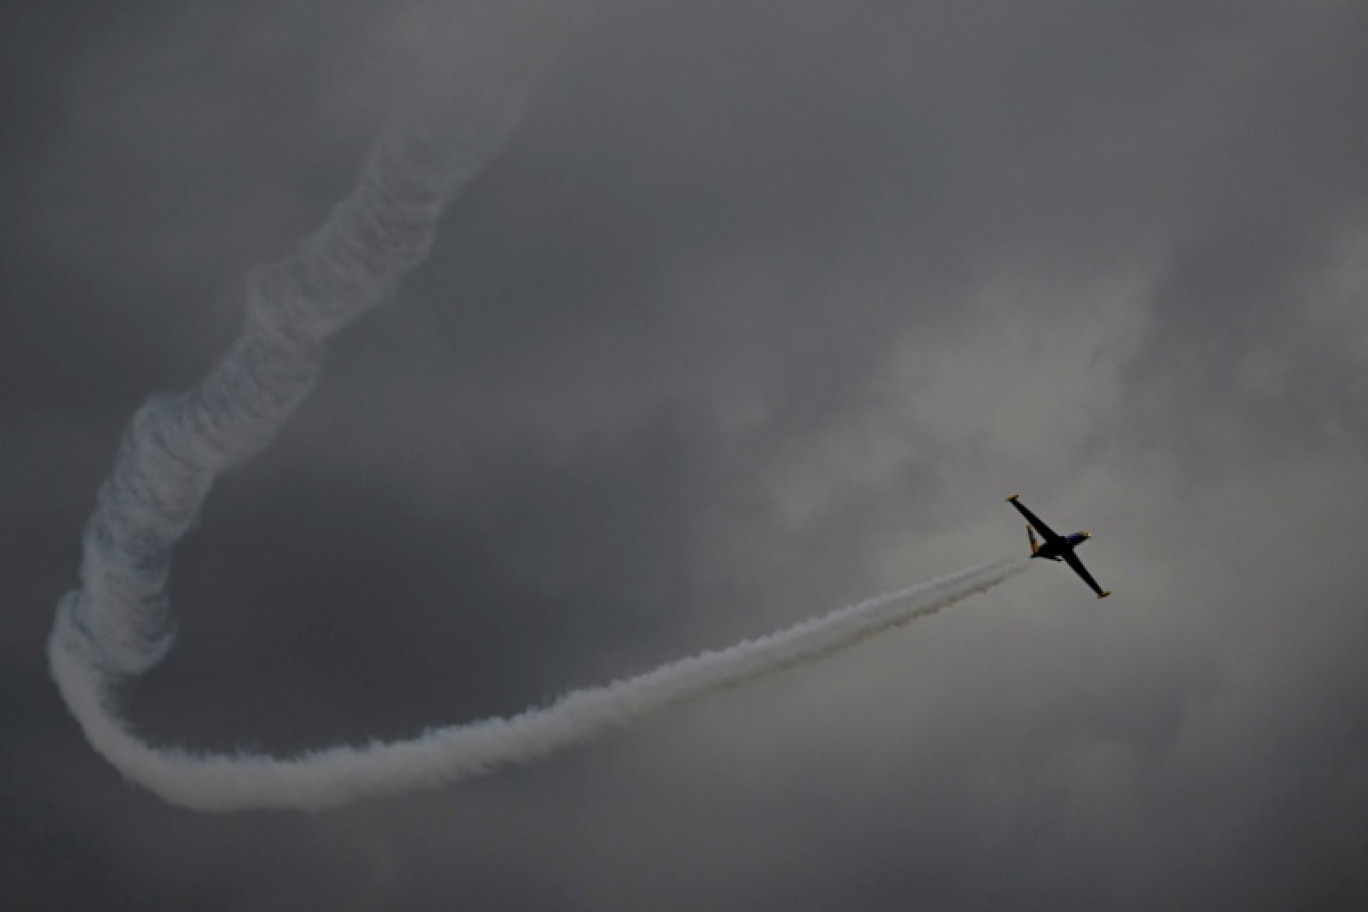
[48, 46, 1026, 813]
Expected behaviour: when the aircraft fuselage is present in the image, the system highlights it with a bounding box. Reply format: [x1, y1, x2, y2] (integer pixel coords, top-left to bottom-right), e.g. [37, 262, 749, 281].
[1033, 531, 1090, 561]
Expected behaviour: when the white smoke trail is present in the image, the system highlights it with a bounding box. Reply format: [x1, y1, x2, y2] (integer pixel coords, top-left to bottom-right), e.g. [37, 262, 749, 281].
[51, 557, 1026, 812]
[46, 20, 1029, 813]
[49, 95, 522, 681]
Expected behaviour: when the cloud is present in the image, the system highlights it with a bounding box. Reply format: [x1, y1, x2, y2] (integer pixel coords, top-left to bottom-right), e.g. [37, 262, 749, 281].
[6, 0, 1368, 907]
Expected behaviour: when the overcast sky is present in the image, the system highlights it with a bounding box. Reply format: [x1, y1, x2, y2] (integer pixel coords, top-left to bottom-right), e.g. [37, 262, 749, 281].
[4, 0, 1368, 908]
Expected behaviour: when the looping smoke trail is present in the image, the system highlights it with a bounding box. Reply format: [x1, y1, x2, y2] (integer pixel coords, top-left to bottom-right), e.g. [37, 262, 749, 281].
[50, 89, 522, 681]
[46, 22, 1029, 813]
[48, 46, 531, 803]
[51, 557, 1026, 812]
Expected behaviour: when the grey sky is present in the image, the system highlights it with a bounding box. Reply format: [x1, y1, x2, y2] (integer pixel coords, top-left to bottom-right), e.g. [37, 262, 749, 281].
[4, 0, 1367, 908]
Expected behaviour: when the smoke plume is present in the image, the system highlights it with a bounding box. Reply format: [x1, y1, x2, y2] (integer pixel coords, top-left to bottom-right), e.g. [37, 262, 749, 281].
[53, 558, 1024, 811]
[48, 22, 1026, 812]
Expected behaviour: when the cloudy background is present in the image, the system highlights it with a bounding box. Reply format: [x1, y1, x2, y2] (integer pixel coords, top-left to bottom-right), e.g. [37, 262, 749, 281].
[4, 0, 1367, 907]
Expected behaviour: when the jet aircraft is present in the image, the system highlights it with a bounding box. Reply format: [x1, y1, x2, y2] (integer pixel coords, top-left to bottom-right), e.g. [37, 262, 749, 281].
[1006, 494, 1110, 598]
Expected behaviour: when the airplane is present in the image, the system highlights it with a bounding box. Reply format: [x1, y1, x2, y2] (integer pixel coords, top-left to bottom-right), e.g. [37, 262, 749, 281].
[1006, 494, 1111, 598]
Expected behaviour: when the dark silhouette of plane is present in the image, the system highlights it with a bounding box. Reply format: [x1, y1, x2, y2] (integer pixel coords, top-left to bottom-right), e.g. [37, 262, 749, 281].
[1006, 494, 1110, 598]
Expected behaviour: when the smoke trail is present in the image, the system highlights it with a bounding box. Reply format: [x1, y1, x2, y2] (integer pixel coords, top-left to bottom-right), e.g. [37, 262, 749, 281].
[51, 557, 1026, 812]
[46, 17, 1028, 813]
[50, 94, 522, 681]
[47, 34, 528, 799]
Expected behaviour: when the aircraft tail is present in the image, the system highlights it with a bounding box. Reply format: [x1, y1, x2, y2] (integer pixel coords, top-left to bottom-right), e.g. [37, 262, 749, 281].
[1027, 525, 1040, 555]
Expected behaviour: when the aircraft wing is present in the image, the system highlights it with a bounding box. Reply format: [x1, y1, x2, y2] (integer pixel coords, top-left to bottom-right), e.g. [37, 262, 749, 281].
[1006, 495, 1062, 543]
[1062, 551, 1111, 598]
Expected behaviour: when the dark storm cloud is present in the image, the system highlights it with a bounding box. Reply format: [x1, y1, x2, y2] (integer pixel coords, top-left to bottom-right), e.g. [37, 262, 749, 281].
[5, 0, 1368, 908]
[1115, 4, 1368, 470]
